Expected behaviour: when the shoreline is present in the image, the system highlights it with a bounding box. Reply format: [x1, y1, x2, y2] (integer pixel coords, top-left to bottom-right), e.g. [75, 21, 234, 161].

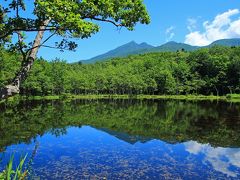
[2, 94, 240, 103]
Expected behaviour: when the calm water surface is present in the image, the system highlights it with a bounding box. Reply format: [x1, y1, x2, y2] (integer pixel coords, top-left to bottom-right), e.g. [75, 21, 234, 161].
[0, 99, 240, 179]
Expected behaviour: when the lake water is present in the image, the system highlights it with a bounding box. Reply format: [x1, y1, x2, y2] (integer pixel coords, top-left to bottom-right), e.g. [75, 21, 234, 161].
[0, 99, 240, 179]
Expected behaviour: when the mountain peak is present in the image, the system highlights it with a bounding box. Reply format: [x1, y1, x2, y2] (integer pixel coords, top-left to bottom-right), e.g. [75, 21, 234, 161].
[130, 40, 137, 43]
[165, 41, 177, 44]
[80, 38, 240, 64]
[140, 42, 149, 45]
[209, 38, 240, 47]
[125, 41, 137, 45]
[163, 41, 179, 46]
[82, 41, 154, 63]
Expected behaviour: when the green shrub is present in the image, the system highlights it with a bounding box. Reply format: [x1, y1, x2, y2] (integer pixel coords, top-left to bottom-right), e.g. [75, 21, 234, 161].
[226, 94, 240, 99]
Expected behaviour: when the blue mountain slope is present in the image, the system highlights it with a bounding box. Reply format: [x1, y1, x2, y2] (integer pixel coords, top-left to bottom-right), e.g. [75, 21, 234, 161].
[80, 38, 240, 64]
[82, 41, 154, 64]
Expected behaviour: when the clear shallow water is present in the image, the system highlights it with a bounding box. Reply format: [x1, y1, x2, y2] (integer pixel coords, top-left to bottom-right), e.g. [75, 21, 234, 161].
[0, 99, 240, 179]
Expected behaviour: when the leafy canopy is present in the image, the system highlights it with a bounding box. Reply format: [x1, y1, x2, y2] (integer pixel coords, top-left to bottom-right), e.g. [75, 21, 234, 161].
[0, 0, 150, 50]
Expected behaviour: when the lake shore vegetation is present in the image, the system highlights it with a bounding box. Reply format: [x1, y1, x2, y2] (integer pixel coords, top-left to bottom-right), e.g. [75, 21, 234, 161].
[1, 46, 240, 100]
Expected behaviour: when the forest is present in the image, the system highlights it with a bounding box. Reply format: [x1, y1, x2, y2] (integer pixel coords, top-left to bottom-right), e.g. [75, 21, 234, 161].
[1, 45, 240, 96]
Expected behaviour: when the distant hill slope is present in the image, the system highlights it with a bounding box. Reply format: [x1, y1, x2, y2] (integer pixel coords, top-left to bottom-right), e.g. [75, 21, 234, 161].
[82, 41, 154, 64]
[152, 41, 199, 52]
[207, 38, 240, 47]
[80, 38, 240, 64]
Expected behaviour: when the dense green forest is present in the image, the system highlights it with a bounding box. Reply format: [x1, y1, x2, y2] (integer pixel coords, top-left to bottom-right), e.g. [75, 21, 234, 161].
[1, 46, 240, 96]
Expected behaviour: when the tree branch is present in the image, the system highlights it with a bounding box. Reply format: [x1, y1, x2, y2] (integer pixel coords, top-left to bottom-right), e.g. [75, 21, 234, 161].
[0, 27, 58, 40]
[88, 17, 123, 27]
[41, 45, 74, 51]
[0, 16, 123, 40]
[0, 31, 13, 40]
[16, 31, 27, 59]
[25, 29, 57, 56]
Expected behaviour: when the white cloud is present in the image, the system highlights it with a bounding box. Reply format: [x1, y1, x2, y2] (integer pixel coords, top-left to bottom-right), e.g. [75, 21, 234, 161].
[185, 9, 240, 46]
[165, 26, 175, 42]
[184, 140, 208, 155]
[187, 18, 197, 32]
[184, 141, 240, 177]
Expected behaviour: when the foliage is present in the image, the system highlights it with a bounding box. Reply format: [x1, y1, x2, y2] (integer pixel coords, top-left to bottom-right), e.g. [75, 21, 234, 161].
[0, 155, 28, 180]
[1, 46, 240, 96]
[0, 0, 150, 50]
[226, 94, 240, 99]
[0, 0, 150, 99]
[0, 47, 21, 88]
[0, 99, 240, 149]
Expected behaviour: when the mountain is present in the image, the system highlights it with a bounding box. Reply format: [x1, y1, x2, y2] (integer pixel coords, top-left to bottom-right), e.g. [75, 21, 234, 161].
[98, 128, 152, 144]
[153, 41, 198, 52]
[82, 41, 154, 64]
[80, 38, 240, 64]
[207, 38, 240, 47]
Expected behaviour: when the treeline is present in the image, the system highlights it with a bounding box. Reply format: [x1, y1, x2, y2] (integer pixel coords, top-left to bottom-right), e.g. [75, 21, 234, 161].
[0, 46, 240, 96]
[1, 99, 240, 149]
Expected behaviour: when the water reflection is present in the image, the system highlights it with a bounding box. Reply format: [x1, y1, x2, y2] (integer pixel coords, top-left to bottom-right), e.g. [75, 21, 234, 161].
[0, 99, 240, 179]
[185, 141, 240, 177]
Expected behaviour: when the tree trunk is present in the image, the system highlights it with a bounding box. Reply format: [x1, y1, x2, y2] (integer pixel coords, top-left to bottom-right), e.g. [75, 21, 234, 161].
[214, 85, 219, 96]
[0, 19, 50, 100]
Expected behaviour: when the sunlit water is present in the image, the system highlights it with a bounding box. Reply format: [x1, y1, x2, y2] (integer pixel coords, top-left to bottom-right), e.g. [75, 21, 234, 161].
[0, 99, 240, 179]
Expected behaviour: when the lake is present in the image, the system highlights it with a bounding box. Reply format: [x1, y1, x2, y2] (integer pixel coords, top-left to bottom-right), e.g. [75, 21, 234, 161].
[0, 99, 240, 179]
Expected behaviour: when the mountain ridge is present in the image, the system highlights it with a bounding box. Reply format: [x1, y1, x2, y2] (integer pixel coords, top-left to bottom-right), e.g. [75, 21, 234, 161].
[82, 41, 154, 64]
[80, 38, 240, 64]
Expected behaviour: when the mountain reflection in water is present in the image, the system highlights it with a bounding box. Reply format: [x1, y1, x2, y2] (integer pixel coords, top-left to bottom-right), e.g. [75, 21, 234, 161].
[0, 99, 240, 179]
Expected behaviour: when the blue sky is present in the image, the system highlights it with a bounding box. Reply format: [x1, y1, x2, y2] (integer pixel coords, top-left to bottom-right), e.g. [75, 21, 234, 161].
[14, 0, 240, 62]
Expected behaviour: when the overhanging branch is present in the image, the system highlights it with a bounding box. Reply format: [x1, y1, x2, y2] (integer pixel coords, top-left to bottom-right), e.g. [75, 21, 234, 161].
[41, 45, 74, 51]
[25, 30, 58, 55]
[88, 17, 123, 27]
